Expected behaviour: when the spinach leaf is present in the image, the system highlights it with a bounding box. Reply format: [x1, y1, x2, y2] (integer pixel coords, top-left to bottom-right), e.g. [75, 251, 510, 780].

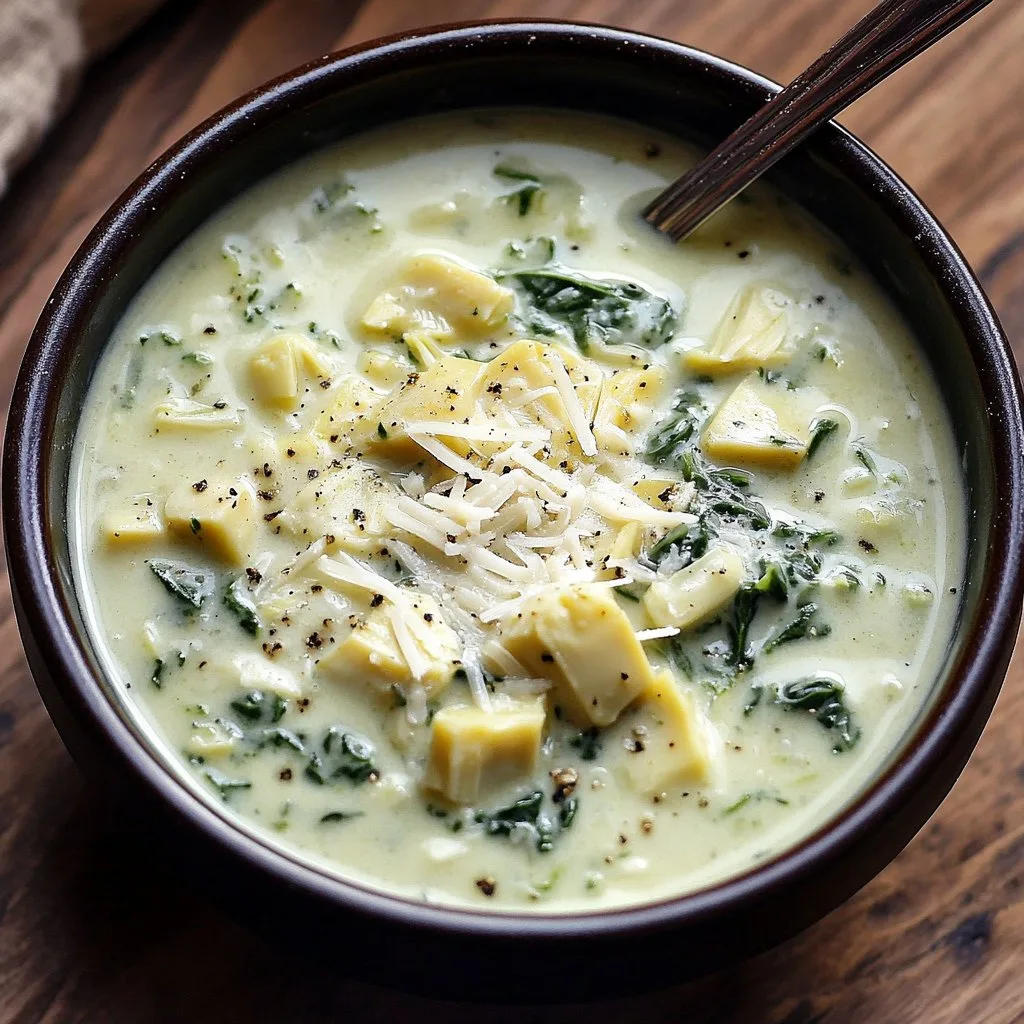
[773, 676, 860, 752]
[151, 658, 165, 689]
[120, 346, 145, 409]
[147, 558, 215, 609]
[754, 561, 789, 601]
[259, 727, 305, 753]
[648, 518, 710, 569]
[305, 727, 378, 785]
[474, 789, 574, 853]
[502, 265, 677, 351]
[224, 576, 261, 635]
[807, 418, 839, 459]
[763, 601, 831, 652]
[726, 585, 761, 671]
[202, 767, 251, 800]
[230, 689, 287, 724]
[568, 726, 602, 761]
[495, 164, 544, 217]
[645, 390, 706, 463]
[504, 236, 555, 264]
[319, 810, 364, 824]
[722, 790, 790, 815]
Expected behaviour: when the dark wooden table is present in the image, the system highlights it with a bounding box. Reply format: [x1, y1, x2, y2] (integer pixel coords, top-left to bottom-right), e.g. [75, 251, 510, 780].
[1, 2, 1022, 1020]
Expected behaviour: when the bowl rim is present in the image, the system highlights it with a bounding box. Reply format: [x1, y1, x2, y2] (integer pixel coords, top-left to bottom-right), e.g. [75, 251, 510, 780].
[4, 19, 1023, 940]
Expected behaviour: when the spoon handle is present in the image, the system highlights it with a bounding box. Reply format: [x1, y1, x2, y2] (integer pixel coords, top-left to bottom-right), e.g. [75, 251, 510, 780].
[643, 0, 995, 242]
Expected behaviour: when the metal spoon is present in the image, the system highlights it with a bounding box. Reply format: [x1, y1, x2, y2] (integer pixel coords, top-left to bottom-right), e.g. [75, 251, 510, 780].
[643, 0, 995, 242]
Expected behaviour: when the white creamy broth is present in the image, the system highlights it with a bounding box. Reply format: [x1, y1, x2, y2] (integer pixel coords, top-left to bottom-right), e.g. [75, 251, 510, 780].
[70, 111, 965, 911]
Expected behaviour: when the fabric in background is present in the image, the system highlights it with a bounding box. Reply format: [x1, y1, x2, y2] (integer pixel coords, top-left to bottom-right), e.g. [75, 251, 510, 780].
[0, 0, 163, 194]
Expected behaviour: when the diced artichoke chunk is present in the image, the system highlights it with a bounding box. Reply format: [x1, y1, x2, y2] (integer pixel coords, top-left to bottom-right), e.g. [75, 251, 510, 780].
[358, 348, 412, 387]
[592, 364, 668, 456]
[164, 477, 256, 565]
[187, 719, 242, 759]
[361, 253, 514, 340]
[631, 477, 690, 512]
[702, 375, 812, 468]
[233, 652, 303, 697]
[247, 334, 330, 411]
[501, 583, 657, 727]
[317, 595, 458, 699]
[643, 545, 745, 631]
[313, 374, 382, 451]
[684, 284, 791, 373]
[368, 355, 485, 460]
[279, 460, 395, 555]
[479, 339, 602, 461]
[622, 670, 715, 794]
[104, 495, 164, 546]
[424, 700, 545, 804]
[153, 397, 241, 431]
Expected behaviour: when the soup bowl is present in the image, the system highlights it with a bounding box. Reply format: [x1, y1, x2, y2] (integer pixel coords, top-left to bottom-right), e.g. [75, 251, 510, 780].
[4, 21, 1023, 1001]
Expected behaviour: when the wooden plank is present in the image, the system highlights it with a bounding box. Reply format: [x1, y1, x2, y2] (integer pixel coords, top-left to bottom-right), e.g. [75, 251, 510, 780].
[0, 1, 1021, 1021]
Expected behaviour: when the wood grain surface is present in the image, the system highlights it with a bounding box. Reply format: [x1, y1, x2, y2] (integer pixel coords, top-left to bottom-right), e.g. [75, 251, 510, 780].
[0, 1, 1022, 1021]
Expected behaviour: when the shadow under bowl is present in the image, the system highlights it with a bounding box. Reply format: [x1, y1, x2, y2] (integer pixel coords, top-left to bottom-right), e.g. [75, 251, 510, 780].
[3, 20, 1023, 1002]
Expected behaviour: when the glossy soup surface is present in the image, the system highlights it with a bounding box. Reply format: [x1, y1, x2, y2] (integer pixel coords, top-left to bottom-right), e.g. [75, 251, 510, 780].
[70, 112, 964, 911]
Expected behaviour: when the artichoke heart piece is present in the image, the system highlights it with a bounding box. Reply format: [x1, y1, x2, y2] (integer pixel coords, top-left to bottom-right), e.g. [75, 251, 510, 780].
[248, 333, 333, 411]
[104, 496, 164, 546]
[501, 583, 657, 727]
[278, 460, 394, 555]
[361, 253, 514, 341]
[478, 339, 602, 460]
[164, 477, 256, 566]
[623, 669, 715, 794]
[424, 701, 545, 805]
[684, 284, 791, 374]
[702, 375, 813, 468]
[317, 596, 458, 700]
[643, 545, 745, 631]
[313, 374, 383, 451]
[593, 364, 668, 456]
[367, 355, 485, 460]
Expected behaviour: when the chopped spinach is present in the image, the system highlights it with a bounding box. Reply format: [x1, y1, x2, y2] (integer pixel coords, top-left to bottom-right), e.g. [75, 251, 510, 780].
[147, 558, 215, 609]
[494, 164, 543, 217]
[119, 347, 145, 409]
[725, 586, 761, 670]
[647, 518, 710, 569]
[305, 727, 378, 785]
[807, 418, 839, 459]
[754, 561, 789, 601]
[259, 727, 305, 753]
[230, 689, 287, 724]
[150, 658, 165, 689]
[309, 180, 353, 213]
[474, 789, 575, 853]
[224, 576, 261, 635]
[568, 726, 602, 761]
[751, 676, 860, 752]
[504, 235, 555, 264]
[722, 790, 790, 815]
[139, 329, 180, 347]
[763, 601, 831, 652]
[501, 265, 677, 351]
[202, 767, 251, 800]
[319, 810, 364, 824]
[645, 390, 706, 464]
[853, 443, 878, 476]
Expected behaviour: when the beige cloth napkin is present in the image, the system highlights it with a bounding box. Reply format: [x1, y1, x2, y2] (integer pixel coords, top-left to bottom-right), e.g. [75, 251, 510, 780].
[0, 0, 163, 193]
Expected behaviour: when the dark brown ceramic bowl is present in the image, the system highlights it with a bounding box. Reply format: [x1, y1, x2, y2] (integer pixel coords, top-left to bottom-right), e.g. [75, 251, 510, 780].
[4, 21, 1023, 1001]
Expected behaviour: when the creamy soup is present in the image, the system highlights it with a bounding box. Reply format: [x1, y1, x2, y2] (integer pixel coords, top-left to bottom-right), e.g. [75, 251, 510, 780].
[70, 112, 964, 911]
